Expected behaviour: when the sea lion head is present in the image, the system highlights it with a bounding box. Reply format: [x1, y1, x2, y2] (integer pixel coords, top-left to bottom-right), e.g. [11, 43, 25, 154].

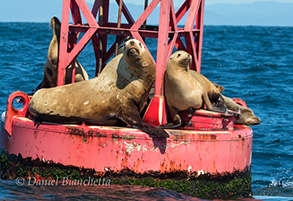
[168, 50, 192, 70]
[42, 17, 61, 88]
[122, 39, 155, 77]
[237, 108, 261, 125]
[123, 39, 150, 65]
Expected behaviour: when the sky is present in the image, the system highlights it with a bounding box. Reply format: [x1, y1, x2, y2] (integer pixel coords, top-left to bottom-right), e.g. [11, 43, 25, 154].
[1, 0, 293, 26]
[105, 0, 293, 6]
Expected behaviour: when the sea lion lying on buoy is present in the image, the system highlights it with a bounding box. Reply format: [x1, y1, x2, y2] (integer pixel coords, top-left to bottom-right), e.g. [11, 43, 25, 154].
[164, 51, 227, 126]
[29, 39, 169, 138]
[39, 17, 88, 89]
[222, 96, 261, 125]
[212, 83, 261, 125]
[199, 72, 261, 125]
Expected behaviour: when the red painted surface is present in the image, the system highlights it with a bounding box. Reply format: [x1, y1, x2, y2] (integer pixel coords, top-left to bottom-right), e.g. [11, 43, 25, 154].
[232, 98, 248, 108]
[1, 115, 252, 174]
[4, 91, 30, 136]
[180, 110, 236, 131]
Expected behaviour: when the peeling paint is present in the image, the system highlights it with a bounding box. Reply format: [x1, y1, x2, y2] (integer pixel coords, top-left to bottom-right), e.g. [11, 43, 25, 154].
[169, 140, 191, 148]
[123, 141, 149, 154]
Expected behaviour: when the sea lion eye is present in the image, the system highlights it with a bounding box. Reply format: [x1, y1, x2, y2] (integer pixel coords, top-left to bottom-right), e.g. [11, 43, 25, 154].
[139, 43, 143, 48]
[177, 54, 181, 58]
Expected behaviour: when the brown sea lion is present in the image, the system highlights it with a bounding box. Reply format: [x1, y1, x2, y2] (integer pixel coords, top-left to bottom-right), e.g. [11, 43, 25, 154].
[40, 17, 88, 89]
[222, 95, 261, 125]
[202, 74, 261, 125]
[164, 51, 227, 126]
[29, 39, 169, 138]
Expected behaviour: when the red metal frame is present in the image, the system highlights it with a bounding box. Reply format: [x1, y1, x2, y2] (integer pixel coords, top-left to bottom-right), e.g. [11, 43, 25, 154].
[57, 0, 205, 126]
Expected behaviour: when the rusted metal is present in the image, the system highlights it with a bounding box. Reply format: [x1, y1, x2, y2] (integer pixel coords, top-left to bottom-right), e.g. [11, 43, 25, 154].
[114, 0, 123, 56]
[142, 0, 149, 41]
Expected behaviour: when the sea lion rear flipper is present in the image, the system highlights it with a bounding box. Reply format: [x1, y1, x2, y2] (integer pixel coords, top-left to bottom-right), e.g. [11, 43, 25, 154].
[202, 90, 227, 113]
[160, 107, 182, 129]
[116, 103, 170, 138]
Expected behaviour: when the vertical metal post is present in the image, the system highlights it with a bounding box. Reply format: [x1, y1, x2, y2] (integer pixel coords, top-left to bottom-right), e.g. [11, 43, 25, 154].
[142, 0, 149, 33]
[97, 0, 104, 75]
[115, 0, 123, 56]
[195, 0, 205, 74]
[58, 0, 70, 86]
[142, 0, 171, 126]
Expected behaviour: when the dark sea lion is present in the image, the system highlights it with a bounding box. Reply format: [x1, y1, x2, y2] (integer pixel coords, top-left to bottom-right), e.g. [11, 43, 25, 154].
[40, 17, 88, 89]
[164, 51, 226, 125]
[210, 81, 261, 125]
[222, 96, 261, 125]
[29, 39, 169, 138]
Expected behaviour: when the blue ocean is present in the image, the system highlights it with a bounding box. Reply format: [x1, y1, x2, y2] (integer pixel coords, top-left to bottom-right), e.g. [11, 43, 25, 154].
[0, 23, 292, 200]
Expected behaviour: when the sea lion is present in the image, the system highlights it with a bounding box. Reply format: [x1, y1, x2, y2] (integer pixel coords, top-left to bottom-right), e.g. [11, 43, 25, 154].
[164, 51, 227, 126]
[222, 96, 261, 125]
[40, 17, 88, 89]
[29, 39, 169, 138]
[209, 81, 261, 125]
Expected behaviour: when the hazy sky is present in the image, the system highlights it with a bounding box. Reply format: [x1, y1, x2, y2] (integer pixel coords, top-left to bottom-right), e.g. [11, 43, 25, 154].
[87, 0, 293, 6]
[206, 0, 292, 4]
[1, 0, 292, 26]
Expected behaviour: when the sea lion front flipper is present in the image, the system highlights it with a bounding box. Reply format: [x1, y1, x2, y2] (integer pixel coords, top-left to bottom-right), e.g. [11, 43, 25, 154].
[116, 102, 170, 138]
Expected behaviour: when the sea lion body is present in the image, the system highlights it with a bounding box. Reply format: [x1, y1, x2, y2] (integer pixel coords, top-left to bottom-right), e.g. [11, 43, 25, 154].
[29, 39, 168, 138]
[40, 17, 88, 89]
[164, 51, 226, 125]
[222, 96, 261, 125]
[210, 82, 261, 125]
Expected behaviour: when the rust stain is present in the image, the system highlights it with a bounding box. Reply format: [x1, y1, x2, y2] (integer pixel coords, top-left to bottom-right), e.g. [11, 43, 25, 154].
[160, 159, 165, 172]
[198, 134, 217, 140]
[66, 127, 107, 138]
[33, 130, 38, 140]
[169, 161, 175, 172]
[112, 134, 135, 140]
[121, 153, 129, 168]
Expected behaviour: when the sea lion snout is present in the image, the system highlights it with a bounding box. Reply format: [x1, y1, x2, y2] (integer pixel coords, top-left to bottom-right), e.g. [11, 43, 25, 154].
[124, 39, 147, 62]
[127, 48, 140, 58]
[170, 50, 192, 68]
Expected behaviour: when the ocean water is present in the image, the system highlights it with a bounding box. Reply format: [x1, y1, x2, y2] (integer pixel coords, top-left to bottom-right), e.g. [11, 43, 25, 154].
[0, 23, 293, 200]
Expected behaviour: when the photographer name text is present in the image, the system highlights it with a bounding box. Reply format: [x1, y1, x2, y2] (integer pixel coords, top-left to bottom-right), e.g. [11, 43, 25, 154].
[15, 177, 111, 186]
